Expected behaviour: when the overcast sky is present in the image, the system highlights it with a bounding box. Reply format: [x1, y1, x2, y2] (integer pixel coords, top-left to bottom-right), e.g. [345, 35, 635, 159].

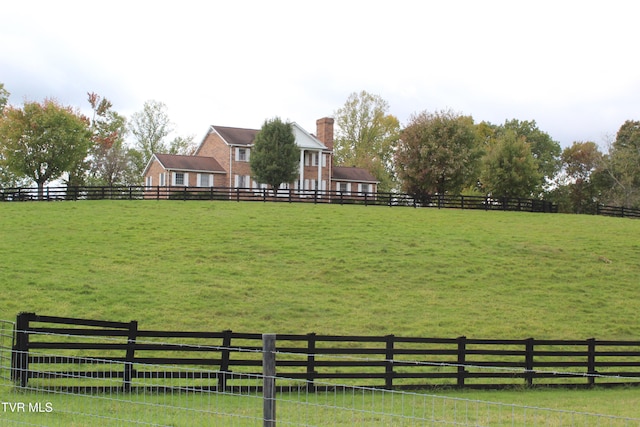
[2, 0, 638, 149]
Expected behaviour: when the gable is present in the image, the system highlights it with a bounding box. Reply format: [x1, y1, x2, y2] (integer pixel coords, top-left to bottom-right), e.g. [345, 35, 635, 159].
[291, 123, 328, 150]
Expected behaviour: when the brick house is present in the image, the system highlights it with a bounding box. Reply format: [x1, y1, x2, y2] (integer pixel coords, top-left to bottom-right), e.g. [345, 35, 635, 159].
[143, 117, 378, 198]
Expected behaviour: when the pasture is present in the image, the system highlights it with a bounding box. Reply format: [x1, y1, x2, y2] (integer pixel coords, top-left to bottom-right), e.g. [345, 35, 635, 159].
[1, 200, 640, 419]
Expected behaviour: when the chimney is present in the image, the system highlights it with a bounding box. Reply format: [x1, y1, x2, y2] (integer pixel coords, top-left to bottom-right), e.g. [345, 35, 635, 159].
[316, 117, 334, 151]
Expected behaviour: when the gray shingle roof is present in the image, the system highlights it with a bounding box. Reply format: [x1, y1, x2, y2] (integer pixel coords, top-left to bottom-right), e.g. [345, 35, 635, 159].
[155, 153, 225, 173]
[212, 126, 258, 146]
[332, 166, 378, 183]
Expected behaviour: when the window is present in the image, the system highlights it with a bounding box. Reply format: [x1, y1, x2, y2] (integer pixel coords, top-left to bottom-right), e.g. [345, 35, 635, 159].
[159, 173, 166, 186]
[235, 175, 250, 188]
[145, 176, 152, 187]
[360, 183, 370, 195]
[198, 174, 213, 187]
[236, 147, 250, 162]
[312, 153, 319, 166]
[339, 182, 348, 193]
[172, 172, 188, 186]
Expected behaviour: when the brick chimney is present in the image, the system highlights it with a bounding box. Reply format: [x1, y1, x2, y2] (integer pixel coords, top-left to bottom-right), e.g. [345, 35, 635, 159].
[316, 117, 334, 151]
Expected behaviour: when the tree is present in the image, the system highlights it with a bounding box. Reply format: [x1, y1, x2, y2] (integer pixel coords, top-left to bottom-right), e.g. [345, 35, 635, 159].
[128, 100, 196, 180]
[480, 130, 541, 198]
[597, 120, 640, 207]
[498, 119, 561, 191]
[395, 109, 482, 202]
[333, 91, 400, 192]
[0, 83, 8, 113]
[250, 117, 299, 194]
[556, 141, 603, 213]
[0, 99, 91, 197]
[0, 83, 27, 187]
[85, 92, 132, 186]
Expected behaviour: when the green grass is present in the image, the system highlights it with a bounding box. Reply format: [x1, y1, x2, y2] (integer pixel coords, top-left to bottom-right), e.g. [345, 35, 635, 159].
[2, 200, 640, 420]
[1, 200, 638, 339]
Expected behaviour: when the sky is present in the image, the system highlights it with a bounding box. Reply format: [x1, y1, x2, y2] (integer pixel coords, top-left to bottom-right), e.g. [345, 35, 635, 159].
[2, 0, 639, 149]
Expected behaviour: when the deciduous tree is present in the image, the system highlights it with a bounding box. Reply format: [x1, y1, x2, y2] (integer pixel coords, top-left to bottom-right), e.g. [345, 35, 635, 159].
[0, 83, 8, 113]
[0, 99, 91, 197]
[85, 92, 132, 186]
[395, 109, 482, 202]
[250, 117, 299, 194]
[480, 130, 541, 198]
[557, 141, 603, 213]
[128, 100, 197, 179]
[498, 119, 561, 190]
[598, 120, 640, 207]
[129, 100, 172, 175]
[333, 91, 400, 192]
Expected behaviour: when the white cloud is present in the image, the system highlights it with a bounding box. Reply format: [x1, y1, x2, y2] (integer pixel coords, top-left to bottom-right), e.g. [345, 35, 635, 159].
[2, 0, 639, 147]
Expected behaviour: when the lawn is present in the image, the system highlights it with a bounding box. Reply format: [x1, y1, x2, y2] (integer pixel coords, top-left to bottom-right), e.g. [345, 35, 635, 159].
[1, 200, 638, 339]
[1, 200, 640, 421]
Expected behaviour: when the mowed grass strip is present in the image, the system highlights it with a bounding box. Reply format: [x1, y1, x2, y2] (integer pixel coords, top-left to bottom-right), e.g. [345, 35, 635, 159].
[1, 200, 639, 340]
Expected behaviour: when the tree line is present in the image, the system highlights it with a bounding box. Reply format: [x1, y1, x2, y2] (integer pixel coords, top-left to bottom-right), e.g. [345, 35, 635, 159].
[0, 84, 196, 198]
[334, 90, 640, 213]
[1, 83, 638, 212]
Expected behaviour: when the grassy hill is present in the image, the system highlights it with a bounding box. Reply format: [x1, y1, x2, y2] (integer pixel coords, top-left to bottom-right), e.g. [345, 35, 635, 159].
[1, 200, 639, 340]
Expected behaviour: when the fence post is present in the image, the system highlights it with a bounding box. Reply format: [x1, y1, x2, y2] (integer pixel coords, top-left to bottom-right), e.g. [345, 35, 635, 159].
[306, 333, 316, 392]
[123, 320, 138, 392]
[13, 312, 33, 387]
[219, 329, 232, 391]
[457, 336, 467, 388]
[587, 338, 596, 387]
[385, 334, 394, 390]
[263, 333, 276, 427]
[525, 338, 534, 387]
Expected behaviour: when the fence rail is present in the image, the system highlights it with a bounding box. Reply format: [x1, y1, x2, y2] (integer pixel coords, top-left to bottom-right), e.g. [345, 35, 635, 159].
[11, 313, 640, 392]
[5, 350, 639, 426]
[0, 185, 559, 213]
[597, 204, 640, 218]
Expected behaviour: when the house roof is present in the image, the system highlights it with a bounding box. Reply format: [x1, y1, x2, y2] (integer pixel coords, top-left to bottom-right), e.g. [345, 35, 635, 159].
[332, 166, 378, 183]
[211, 125, 257, 147]
[208, 123, 329, 151]
[153, 153, 226, 173]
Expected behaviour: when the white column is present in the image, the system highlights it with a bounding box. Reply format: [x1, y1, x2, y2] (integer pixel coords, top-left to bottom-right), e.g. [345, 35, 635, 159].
[317, 151, 322, 192]
[299, 149, 305, 191]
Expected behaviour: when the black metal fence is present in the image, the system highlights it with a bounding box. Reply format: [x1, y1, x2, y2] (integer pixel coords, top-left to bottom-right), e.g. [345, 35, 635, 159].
[11, 313, 640, 392]
[0, 185, 559, 213]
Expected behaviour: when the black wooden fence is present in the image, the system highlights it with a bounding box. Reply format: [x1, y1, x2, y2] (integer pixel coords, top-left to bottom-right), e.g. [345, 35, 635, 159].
[597, 204, 640, 219]
[0, 185, 558, 213]
[11, 313, 640, 392]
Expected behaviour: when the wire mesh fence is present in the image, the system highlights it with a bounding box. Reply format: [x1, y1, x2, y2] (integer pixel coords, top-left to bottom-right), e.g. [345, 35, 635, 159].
[2, 328, 640, 426]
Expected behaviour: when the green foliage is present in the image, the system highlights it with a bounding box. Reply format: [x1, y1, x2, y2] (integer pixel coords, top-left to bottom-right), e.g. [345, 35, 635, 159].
[480, 130, 541, 198]
[333, 91, 401, 191]
[0, 83, 8, 113]
[128, 100, 173, 175]
[0, 99, 91, 196]
[250, 117, 299, 192]
[395, 109, 482, 201]
[556, 141, 603, 213]
[499, 119, 561, 186]
[599, 120, 640, 208]
[82, 92, 132, 186]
